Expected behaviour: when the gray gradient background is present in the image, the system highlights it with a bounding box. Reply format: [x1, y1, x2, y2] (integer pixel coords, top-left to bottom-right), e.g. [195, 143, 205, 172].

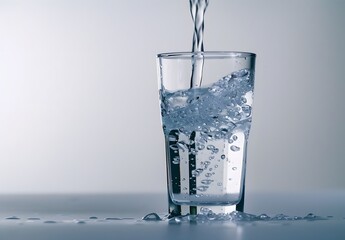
[0, 0, 344, 194]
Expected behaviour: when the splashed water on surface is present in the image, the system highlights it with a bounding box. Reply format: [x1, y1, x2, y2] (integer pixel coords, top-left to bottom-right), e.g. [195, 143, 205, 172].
[164, 210, 329, 223]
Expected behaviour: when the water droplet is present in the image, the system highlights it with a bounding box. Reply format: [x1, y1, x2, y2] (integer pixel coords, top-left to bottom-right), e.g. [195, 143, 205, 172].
[232, 135, 238, 141]
[241, 96, 247, 104]
[209, 156, 215, 160]
[228, 139, 233, 144]
[89, 216, 98, 220]
[182, 177, 186, 181]
[105, 217, 122, 220]
[44, 220, 57, 224]
[27, 217, 40, 220]
[232, 167, 237, 170]
[197, 186, 209, 192]
[214, 164, 218, 168]
[230, 145, 240, 152]
[258, 214, 270, 220]
[75, 220, 86, 224]
[228, 178, 232, 181]
[142, 213, 162, 221]
[205, 173, 212, 177]
[272, 214, 292, 221]
[201, 179, 214, 185]
[221, 154, 226, 159]
[6, 216, 20, 220]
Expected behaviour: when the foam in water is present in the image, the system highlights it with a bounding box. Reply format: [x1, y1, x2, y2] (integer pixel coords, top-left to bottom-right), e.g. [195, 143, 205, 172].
[160, 69, 254, 206]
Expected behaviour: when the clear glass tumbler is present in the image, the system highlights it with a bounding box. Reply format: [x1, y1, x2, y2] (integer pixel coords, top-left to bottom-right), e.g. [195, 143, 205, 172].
[157, 51, 256, 216]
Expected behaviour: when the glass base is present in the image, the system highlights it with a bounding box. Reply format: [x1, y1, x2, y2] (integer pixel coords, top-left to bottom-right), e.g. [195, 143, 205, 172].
[167, 185, 245, 218]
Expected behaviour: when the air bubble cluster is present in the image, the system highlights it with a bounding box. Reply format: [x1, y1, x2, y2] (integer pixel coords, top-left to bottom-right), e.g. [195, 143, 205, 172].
[160, 69, 254, 140]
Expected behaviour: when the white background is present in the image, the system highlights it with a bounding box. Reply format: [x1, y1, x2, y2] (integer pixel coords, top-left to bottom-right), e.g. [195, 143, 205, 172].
[0, 0, 344, 194]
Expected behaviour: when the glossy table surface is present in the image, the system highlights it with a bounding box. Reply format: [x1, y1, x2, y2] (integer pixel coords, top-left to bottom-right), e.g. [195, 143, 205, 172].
[1, 191, 345, 240]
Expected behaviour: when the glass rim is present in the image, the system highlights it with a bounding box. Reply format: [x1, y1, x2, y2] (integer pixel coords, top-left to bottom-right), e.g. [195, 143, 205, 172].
[157, 51, 256, 59]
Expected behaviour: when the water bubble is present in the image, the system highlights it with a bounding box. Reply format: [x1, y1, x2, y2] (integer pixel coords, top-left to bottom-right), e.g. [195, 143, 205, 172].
[197, 186, 209, 192]
[204, 160, 211, 166]
[228, 139, 234, 144]
[189, 148, 197, 155]
[231, 69, 249, 78]
[142, 213, 162, 221]
[209, 156, 215, 160]
[200, 207, 212, 215]
[198, 144, 205, 150]
[214, 164, 218, 168]
[212, 148, 219, 154]
[205, 173, 212, 177]
[206, 145, 215, 150]
[202, 127, 209, 133]
[230, 145, 240, 152]
[169, 144, 179, 151]
[168, 135, 177, 141]
[232, 135, 238, 141]
[172, 156, 180, 164]
[232, 167, 237, 170]
[177, 141, 188, 152]
[221, 154, 226, 159]
[241, 96, 247, 104]
[201, 179, 214, 185]
[192, 168, 203, 177]
[242, 105, 252, 117]
[232, 112, 242, 121]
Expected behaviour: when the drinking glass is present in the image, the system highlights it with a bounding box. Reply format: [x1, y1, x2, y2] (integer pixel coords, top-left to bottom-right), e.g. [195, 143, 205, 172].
[157, 51, 256, 216]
